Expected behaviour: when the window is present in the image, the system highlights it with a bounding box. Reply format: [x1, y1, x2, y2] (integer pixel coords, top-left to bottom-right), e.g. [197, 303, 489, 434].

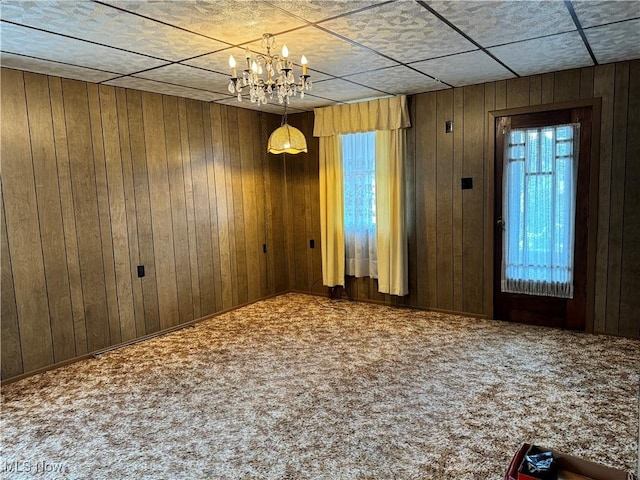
[502, 123, 579, 298]
[342, 131, 377, 278]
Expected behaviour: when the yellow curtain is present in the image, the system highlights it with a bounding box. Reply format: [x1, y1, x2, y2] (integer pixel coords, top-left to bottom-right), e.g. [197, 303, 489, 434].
[314, 96, 410, 137]
[319, 135, 345, 287]
[375, 130, 408, 296]
[314, 95, 410, 294]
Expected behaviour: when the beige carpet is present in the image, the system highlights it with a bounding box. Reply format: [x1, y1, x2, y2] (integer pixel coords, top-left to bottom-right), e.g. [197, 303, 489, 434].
[1, 293, 638, 480]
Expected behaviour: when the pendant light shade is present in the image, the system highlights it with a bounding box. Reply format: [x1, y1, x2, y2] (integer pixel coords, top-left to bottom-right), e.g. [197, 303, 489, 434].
[267, 123, 308, 155]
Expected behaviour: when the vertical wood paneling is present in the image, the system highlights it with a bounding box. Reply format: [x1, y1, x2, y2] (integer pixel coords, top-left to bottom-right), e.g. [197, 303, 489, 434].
[580, 67, 595, 100]
[177, 98, 201, 320]
[49, 77, 87, 355]
[222, 108, 240, 305]
[141, 92, 179, 329]
[87, 83, 121, 346]
[1, 69, 292, 380]
[483, 82, 496, 317]
[462, 84, 485, 314]
[1, 69, 54, 371]
[553, 69, 581, 102]
[506, 77, 529, 108]
[163, 96, 193, 324]
[605, 63, 629, 334]
[1, 190, 23, 378]
[209, 103, 232, 311]
[541, 73, 554, 104]
[126, 89, 160, 335]
[436, 89, 454, 309]
[593, 64, 616, 332]
[116, 87, 146, 338]
[3, 59, 640, 380]
[452, 88, 464, 311]
[23, 72, 75, 362]
[99, 85, 137, 342]
[414, 94, 430, 307]
[405, 99, 417, 305]
[618, 60, 640, 337]
[529, 75, 542, 106]
[251, 113, 269, 297]
[186, 100, 215, 315]
[238, 107, 261, 302]
[229, 108, 248, 304]
[62, 78, 111, 352]
[301, 114, 316, 294]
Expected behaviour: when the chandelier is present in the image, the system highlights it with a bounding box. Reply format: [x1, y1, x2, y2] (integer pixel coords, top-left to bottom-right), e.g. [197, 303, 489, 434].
[228, 33, 312, 106]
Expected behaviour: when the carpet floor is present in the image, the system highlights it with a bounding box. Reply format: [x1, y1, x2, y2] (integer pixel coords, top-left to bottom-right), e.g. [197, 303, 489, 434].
[1, 293, 639, 480]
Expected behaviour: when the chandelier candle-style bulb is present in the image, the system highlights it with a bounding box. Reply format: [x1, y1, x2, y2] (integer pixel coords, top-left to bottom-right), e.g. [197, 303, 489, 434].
[225, 33, 311, 106]
[229, 55, 237, 78]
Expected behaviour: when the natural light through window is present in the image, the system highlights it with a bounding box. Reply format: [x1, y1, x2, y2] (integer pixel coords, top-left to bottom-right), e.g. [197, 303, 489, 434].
[502, 123, 579, 298]
[342, 131, 377, 278]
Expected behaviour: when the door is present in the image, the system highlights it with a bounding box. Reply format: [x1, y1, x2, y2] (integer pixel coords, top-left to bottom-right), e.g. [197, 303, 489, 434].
[494, 107, 592, 330]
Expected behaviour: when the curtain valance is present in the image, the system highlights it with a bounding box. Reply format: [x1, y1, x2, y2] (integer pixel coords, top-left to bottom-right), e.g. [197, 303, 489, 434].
[313, 96, 410, 137]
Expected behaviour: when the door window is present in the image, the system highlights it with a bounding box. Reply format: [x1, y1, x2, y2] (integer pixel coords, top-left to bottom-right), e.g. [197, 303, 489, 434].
[501, 123, 580, 298]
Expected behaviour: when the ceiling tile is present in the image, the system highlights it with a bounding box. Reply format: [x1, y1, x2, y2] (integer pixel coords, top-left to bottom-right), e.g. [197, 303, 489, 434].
[0, 1, 228, 62]
[103, 76, 227, 102]
[0, 22, 167, 74]
[0, 53, 120, 83]
[264, 0, 387, 23]
[279, 94, 337, 110]
[584, 19, 640, 64]
[216, 97, 305, 115]
[321, 1, 476, 63]
[104, 0, 306, 46]
[310, 78, 387, 102]
[135, 64, 231, 95]
[244, 26, 397, 77]
[571, 1, 640, 28]
[344, 66, 446, 95]
[427, 0, 576, 47]
[489, 32, 593, 77]
[411, 50, 515, 87]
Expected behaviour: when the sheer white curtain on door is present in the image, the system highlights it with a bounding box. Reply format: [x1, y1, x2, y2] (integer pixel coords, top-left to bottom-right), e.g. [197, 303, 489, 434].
[501, 123, 580, 298]
[343, 132, 377, 278]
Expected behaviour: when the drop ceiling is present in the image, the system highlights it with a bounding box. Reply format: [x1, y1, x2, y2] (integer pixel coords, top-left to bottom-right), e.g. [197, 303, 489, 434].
[1, 0, 639, 114]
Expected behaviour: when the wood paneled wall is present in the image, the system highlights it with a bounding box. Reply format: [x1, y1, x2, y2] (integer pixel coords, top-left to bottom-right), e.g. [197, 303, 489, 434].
[2, 61, 638, 380]
[286, 60, 640, 339]
[0, 68, 286, 380]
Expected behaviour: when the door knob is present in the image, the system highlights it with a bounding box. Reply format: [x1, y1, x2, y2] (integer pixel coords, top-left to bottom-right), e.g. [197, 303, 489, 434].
[496, 217, 505, 229]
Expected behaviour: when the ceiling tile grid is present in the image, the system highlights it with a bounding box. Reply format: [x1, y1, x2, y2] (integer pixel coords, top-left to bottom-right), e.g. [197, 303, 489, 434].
[0, 52, 120, 83]
[319, 1, 476, 63]
[571, 0, 640, 28]
[426, 0, 577, 48]
[411, 50, 515, 87]
[344, 65, 447, 95]
[0, 1, 229, 61]
[583, 19, 640, 64]
[1, 0, 639, 112]
[310, 78, 387, 102]
[0, 21, 168, 75]
[103, 76, 228, 102]
[134, 63, 232, 95]
[103, 0, 306, 46]
[488, 31, 594, 77]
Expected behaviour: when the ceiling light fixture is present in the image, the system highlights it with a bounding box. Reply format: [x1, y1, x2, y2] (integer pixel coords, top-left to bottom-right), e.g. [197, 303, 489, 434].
[267, 103, 307, 155]
[228, 33, 311, 106]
